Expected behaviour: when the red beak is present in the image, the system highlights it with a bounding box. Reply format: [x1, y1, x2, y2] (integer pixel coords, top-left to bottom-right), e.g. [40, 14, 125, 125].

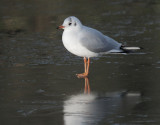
[57, 25, 65, 29]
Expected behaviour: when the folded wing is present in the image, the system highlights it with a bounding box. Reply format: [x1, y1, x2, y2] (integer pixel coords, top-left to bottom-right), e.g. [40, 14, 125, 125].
[79, 26, 122, 53]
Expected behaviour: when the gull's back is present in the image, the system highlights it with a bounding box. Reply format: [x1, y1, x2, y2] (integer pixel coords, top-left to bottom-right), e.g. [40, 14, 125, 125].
[79, 25, 122, 53]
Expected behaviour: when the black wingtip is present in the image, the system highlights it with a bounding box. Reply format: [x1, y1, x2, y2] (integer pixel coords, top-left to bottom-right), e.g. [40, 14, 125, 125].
[139, 47, 144, 49]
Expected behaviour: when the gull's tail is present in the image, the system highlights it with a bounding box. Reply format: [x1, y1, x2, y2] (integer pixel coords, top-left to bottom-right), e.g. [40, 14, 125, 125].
[120, 45, 143, 53]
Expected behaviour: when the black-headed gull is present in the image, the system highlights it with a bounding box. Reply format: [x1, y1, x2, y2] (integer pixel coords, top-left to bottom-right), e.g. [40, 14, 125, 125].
[57, 16, 141, 78]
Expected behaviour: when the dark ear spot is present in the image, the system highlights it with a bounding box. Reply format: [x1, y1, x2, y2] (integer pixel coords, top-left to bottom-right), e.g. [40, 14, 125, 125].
[74, 22, 77, 26]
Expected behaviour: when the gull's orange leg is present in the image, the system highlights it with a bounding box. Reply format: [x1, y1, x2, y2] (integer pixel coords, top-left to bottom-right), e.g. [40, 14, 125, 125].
[84, 57, 87, 73]
[76, 57, 90, 78]
[86, 58, 90, 75]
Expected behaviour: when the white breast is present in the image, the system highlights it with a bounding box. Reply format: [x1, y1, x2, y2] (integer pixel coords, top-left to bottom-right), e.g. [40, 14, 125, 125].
[62, 29, 98, 57]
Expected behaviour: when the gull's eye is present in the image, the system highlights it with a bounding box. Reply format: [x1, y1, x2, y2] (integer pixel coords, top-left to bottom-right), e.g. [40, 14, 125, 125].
[69, 23, 72, 26]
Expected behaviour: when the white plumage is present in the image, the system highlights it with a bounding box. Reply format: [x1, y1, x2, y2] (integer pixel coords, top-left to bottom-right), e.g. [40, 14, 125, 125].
[58, 16, 141, 78]
[61, 16, 124, 57]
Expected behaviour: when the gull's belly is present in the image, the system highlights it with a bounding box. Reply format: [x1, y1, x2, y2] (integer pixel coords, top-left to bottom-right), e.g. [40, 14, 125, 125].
[62, 35, 98, 57]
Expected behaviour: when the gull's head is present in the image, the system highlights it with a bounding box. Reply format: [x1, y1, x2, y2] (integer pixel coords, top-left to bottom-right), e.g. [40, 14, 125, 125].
[57, 16, 82, 30]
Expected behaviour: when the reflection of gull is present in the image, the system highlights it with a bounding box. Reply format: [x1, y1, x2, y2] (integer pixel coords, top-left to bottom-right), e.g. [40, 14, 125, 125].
[84, 77, 90, 94]
[63, 78, 142, 125]
[64, 94, 96, 125]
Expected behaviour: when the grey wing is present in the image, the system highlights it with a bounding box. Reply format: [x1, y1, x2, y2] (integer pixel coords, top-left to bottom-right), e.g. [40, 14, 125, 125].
[79, 27, 122, 53]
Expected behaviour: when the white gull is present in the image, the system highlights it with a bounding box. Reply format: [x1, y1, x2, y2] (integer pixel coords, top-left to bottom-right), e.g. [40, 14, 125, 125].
[58, 16, 141, 78]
